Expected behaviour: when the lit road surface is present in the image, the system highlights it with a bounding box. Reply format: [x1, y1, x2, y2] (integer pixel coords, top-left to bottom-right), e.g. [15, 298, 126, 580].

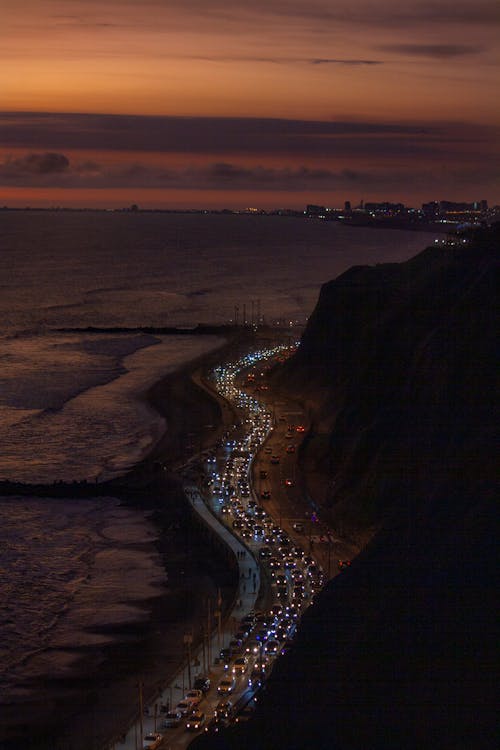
[112, 341, 355, 750]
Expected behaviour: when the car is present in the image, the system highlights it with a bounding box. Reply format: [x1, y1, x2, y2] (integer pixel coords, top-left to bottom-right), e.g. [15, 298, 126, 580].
[286, 444, 296, 453]
[260, 489, 271, 499]
[217, 677, 236, 694]
[143, 733, 163, 750]
[245, 638, 260, 655]
[270, 454, 280, 464]
[214, 700, 233, 719]
[229, 638, 242, 654]
[264, 446, 272, 454]
[338, 559, 352, 571]
[269, 604, 283, 618]
[292, 522, 304, 533]
[284, 478, 294, 487]
[274, 625, 288, 641]
[292, 586, 305, 600]
[185, 689, 203, 706]
[176, 700, 194, 717]
[235, 626, 249, 640]
[193, 674, 210, 693]
[204, 716, 226, 734]
[295, 425, 306, 433]
[276, 585, 288, 601]
[248, 664, 266, 688]
[255, 627, 270, 642]
[232, 656, 249, 674]
[185, 710, 206, 731]
[259, 469, 268, 479]
[265, 639, 280, 655]
[163, 710, 182, 728]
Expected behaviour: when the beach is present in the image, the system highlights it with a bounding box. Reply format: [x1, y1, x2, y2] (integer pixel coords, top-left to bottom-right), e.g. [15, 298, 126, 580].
[0, 334, 246, 750]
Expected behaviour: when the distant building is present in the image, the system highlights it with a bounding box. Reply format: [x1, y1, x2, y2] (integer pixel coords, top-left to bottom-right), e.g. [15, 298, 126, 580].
[422, 201, 440, 219]
[364, 202, 405, 215]
[305, 204, 326, 217]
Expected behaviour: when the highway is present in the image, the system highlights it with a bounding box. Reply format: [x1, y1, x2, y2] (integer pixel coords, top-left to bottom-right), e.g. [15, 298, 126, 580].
[111, 342, 356, 750]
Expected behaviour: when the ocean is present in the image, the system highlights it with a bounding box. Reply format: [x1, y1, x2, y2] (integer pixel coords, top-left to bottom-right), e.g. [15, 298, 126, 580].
[0, 210, 439, 741]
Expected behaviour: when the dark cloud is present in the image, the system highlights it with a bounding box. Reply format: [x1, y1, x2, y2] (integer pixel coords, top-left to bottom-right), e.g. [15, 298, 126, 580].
[0, 153, 376, 190]
[1, 152, 497, 197]
[0, 152, 70, 178]
[1, 112, 494, 161]
[162, 0, 500, 28]
[310, 58, 381, 65]
[184, 55, 382, 65]
[379, 43, 483, 58]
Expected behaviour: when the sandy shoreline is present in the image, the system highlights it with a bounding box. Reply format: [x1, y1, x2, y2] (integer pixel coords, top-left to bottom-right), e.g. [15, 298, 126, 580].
[0, 332, 248, 750]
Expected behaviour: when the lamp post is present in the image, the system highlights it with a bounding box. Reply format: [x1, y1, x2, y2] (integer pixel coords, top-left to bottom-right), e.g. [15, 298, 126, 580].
[184, 632, 193, 690]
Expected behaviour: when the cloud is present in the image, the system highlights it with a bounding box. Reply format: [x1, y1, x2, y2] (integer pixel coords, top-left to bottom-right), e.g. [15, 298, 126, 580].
[379, 44, 483, 58]
[310, 58, 381, 66]
[0, 152, 375, 190]
[0, 152, 70, 178]
[2, 111, 494, 162]
[156, 0, 500, 29]
[2, 152, 496, 196]
[183, 55, 383, 66]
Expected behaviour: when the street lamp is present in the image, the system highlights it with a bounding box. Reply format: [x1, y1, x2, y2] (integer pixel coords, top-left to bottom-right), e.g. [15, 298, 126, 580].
[184, 632, 193, 689]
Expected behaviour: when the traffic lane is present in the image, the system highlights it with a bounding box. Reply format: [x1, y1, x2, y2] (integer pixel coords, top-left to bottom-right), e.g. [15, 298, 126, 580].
[151, 661, 257, 747]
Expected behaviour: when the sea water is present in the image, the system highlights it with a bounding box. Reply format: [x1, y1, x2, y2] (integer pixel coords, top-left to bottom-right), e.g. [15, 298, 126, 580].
[0, 210, 439, 738]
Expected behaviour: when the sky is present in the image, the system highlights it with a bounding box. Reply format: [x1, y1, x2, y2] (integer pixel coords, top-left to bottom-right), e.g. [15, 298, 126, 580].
[0, 0, 498, 209]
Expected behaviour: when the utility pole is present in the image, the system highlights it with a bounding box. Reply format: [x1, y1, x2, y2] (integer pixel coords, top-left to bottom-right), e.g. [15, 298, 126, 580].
[138, 681, 144, 750]
[207, 597, 212, 665]
[184, 633, 193, 689]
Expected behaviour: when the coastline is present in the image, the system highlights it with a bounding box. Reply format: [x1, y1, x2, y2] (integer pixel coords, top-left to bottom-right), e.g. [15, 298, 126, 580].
[0, 331, 246, 749]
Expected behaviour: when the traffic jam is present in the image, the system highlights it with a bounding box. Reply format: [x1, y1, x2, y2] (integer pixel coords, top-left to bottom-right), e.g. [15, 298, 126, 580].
[200, 346, 326, 733]
[142, 344, 327, 747]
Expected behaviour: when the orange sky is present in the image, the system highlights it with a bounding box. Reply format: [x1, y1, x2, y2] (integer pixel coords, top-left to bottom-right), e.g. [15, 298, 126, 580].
[1, 0, 499, 208]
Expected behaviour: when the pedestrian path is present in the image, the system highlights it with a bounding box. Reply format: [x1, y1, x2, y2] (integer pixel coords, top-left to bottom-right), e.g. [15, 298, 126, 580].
[110, 484, 260, 750]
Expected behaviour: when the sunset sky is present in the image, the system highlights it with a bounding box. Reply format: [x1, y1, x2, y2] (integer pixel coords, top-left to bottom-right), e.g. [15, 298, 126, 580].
[1, 0, 498, 209]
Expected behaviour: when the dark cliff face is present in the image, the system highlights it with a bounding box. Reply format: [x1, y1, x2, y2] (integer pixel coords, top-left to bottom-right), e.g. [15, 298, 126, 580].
[193, 227, 498, 750]
[280, 230, 498, 533]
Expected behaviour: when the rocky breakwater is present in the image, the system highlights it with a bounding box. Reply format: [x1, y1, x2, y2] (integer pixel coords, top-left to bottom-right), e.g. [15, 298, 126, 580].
[193, 224, 498, 750]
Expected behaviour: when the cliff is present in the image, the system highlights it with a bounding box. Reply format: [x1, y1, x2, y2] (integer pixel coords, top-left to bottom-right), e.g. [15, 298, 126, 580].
[194, 225, 498, 749]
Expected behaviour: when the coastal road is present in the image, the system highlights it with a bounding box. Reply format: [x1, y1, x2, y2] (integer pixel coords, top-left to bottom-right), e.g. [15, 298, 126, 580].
[115, 479, 263, 750]
[110, 341, 358, 750]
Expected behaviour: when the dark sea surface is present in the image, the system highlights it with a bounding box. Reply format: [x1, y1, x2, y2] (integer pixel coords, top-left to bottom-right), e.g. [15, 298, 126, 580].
[0, 211, 439, 740]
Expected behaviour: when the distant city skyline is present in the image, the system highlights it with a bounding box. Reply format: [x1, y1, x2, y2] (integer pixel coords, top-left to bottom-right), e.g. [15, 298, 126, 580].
[1, 1, 498, 208]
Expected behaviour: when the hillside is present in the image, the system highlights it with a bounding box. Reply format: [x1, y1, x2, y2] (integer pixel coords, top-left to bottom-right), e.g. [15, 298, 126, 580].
[193, 225, 498, 749]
